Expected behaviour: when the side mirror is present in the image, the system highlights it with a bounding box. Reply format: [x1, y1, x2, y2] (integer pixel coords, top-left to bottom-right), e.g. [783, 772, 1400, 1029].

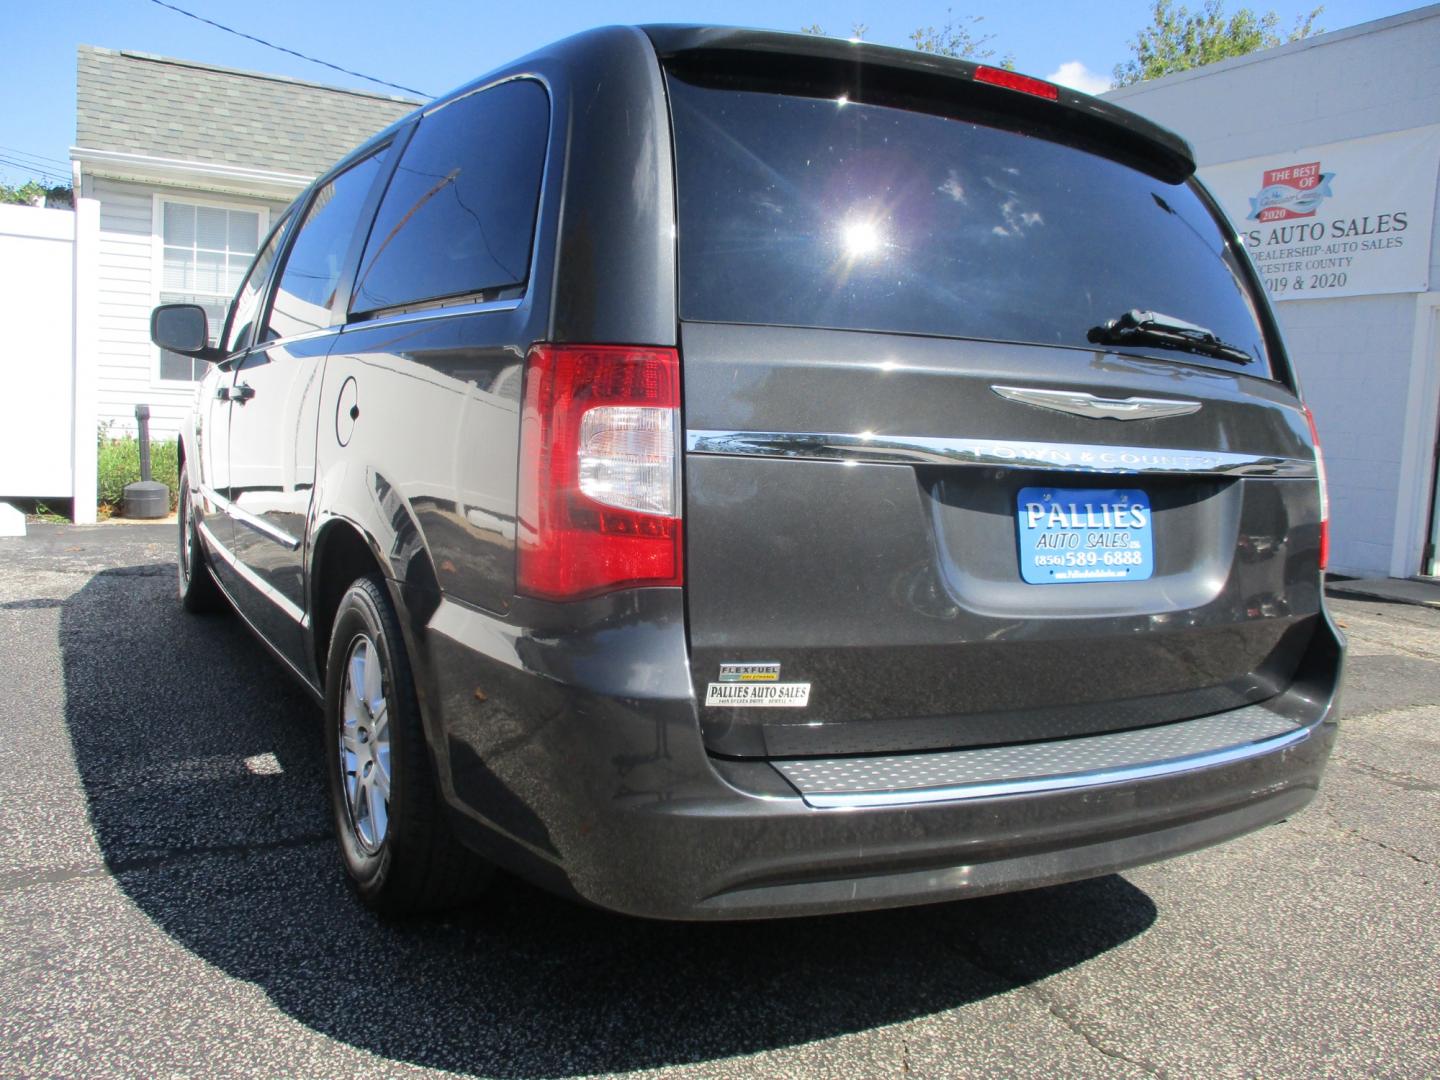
[150, 304, 218, 359]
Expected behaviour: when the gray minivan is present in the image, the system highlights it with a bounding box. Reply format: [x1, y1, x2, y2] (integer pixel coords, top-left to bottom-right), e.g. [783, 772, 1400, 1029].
[150, 25, 1342, 919]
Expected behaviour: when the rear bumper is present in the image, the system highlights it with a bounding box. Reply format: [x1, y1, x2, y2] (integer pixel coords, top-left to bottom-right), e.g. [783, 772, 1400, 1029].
[409, 588, 1342, 920]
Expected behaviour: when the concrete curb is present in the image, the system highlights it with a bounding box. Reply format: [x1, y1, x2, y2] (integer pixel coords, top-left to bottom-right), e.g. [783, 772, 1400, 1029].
[1326, 577, 1440, 609]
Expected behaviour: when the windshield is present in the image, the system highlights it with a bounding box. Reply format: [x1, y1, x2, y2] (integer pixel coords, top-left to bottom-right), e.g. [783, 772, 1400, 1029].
[666, 73, 1271, 375]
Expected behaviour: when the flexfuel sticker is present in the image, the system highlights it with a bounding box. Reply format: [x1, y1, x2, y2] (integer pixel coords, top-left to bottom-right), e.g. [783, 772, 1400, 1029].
[719, 662, 781, 683]
[705, 682, 810, 708]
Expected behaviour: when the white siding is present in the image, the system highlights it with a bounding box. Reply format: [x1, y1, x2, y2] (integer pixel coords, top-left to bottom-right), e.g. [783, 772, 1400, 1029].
[1277, 295, 1418, 575]
[83, 175, 287, 439]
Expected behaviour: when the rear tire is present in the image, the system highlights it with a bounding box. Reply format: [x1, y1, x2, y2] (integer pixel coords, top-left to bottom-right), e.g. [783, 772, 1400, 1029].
[325, 574, 491, 914]
[177, 464, 225, 614]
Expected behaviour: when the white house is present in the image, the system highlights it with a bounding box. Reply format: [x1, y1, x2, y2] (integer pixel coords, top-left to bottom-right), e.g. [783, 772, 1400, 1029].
[1104, 5, 1440, 578]
[70, 45, 417, 441]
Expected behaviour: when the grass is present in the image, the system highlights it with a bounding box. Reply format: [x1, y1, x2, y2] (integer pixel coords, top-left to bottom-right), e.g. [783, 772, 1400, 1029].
[97, 433, 179, 516]
[5, 497, 73, 524]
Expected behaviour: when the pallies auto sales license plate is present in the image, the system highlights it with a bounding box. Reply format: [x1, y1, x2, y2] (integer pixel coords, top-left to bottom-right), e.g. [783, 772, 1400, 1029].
[1016, 487, 1154, 584]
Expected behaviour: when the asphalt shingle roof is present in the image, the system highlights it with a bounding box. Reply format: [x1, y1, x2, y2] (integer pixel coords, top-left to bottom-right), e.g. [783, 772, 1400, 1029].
[76, 45, 421, 179]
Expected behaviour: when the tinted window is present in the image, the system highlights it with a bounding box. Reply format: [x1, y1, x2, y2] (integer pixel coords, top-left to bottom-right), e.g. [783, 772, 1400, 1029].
[350, 79, 548, 315]
[224, 213, 291, 353]
[668, 77, 1270, 372]
[266, 148, 388, 341]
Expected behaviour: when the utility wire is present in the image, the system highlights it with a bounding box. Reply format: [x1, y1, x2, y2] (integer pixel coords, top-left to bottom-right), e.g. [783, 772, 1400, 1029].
[0, 145, 73, 169]
[0, 156, 71, 184]
[144, 0, 430, 98]
[0, 160, 71, 184]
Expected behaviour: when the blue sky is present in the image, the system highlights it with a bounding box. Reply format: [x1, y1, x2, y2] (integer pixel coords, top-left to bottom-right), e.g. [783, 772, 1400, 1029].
[1, 0, 1418, 188]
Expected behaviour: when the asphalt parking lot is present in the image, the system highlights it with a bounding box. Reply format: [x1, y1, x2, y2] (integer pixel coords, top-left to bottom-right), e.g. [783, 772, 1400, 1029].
[1, 523, 1436, 1079]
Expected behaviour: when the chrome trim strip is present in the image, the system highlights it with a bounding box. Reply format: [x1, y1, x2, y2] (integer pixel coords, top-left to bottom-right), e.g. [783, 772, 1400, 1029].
[254, 325, 335, 349]
[341, 297, 522, 333]
[797, 725, 1312, 809]
[201, 484, 301, 551]
[230, 504, 302, 551]
[992, 385, 1202, 421]
[190, 527, 322, 701]
[686, 429, 1315, 478]
[421, 72, 545, 119]
[198, 519, 308, 626]
[198, 481, 224, 509]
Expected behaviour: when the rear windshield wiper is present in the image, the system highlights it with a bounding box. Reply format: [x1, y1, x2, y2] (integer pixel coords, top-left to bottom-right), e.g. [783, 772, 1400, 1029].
[1087, 309, 1254, 366]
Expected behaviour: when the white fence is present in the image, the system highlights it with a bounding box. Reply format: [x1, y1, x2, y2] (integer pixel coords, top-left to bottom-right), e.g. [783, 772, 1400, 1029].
[0, 201, 98, 522]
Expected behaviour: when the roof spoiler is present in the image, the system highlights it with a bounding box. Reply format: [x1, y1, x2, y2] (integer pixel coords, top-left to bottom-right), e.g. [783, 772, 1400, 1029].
[642, 25, 1196, 184]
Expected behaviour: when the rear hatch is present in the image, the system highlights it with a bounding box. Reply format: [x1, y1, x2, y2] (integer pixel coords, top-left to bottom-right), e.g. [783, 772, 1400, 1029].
[656, 39, 1324, 758]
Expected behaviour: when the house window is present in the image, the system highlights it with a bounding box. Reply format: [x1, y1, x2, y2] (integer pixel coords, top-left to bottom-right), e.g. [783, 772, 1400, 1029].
[158, 200, 262, 381]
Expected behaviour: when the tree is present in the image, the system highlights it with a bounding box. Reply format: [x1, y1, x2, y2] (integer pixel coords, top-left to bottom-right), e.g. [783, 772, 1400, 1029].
[1114, 0, 1323, 86]
[802, 22, 869, 40]
[804, 10, 1013, 67]
[0, 180, 73, 208]
[909, 10, 1004, 64]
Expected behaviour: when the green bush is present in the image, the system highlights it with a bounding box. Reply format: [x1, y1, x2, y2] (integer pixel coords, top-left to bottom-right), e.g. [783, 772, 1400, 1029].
[97, 433, 180, 513]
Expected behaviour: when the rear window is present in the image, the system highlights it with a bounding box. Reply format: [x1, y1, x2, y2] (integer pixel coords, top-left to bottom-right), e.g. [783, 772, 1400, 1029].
[667, 75, 1271, 373]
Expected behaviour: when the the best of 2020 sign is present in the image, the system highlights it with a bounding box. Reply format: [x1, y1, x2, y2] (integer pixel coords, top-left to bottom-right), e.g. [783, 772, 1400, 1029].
[1201, 125, 1440, 301]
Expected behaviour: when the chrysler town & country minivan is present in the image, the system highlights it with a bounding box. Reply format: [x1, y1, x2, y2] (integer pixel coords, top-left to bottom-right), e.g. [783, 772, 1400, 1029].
[150, 26, 1343, 918]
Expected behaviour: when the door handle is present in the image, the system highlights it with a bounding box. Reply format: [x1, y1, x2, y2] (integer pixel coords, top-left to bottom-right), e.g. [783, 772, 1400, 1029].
[218, 383, 257, 404]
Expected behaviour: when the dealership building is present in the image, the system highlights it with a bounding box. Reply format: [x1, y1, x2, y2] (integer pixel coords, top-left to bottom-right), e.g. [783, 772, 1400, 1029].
[1105, 4, 1440, 578]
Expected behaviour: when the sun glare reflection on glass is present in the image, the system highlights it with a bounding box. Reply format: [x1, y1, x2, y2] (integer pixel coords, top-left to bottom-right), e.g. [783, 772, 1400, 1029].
[841, 220, 882, 257]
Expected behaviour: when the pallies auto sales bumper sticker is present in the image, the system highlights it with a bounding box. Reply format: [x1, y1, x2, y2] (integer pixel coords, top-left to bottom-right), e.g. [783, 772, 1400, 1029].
[705, 682, 811, 707]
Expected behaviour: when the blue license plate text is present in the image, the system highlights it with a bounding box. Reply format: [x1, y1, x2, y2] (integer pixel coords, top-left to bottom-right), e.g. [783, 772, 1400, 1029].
[1016, 487, 1154, 584]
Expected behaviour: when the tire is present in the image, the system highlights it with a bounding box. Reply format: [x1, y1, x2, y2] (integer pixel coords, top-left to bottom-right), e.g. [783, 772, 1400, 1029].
[177, 464, 226, 614]
[325, 574, 492, 914]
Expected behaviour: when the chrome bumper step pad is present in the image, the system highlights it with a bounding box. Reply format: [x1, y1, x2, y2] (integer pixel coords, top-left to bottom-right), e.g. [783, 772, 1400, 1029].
[774, 705, 1307, 808]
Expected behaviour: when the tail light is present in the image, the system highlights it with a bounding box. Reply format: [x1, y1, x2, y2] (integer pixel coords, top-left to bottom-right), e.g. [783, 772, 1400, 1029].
[974, 66, 1060, 101]
[1302, 404, 1329, 570]
[517, 344, 683, 600]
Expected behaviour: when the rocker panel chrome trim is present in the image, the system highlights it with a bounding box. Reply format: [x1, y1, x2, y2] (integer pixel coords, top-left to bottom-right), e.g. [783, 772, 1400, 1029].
[200, 483, 302, 551]
[198, 519, 308, 626]
[229, 502, 303, 551]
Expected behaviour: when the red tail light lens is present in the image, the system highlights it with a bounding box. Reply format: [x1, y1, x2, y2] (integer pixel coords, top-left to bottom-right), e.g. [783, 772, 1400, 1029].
[974, 66, 1060, 101]
[1302, 404, 1329, 570]
[517, 344, 683, 600]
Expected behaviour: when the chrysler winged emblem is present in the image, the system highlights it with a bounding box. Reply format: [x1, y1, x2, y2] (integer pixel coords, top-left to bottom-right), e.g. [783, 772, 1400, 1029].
[991, 385, 1202, 421]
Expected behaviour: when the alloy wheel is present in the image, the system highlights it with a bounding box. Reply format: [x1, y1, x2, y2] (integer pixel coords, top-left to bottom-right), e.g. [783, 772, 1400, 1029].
[178, 487, 193, 583]
[338, 634, 391, 853]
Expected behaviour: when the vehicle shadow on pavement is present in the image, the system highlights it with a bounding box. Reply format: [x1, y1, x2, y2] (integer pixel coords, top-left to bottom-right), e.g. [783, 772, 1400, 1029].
[60, 565, 1157, 1078]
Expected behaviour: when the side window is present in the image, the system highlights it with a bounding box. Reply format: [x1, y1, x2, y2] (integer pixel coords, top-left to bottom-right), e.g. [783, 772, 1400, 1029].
[223, 213, 291, 354]
[265, 147, 389, 341]
[158, 200, 262, 381]
[350, 79, 549, 316]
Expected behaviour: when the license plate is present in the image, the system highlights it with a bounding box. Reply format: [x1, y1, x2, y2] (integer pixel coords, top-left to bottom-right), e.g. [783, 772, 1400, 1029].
[1016, 487, 1154, 584]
